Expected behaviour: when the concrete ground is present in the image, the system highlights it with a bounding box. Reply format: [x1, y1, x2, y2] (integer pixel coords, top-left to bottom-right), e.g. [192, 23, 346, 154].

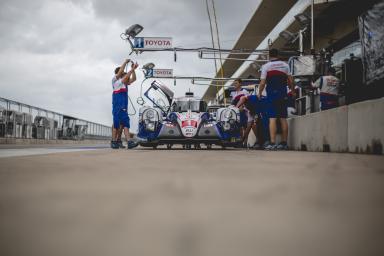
[0, 146, 383, 256]
[0, 144, 109, 158]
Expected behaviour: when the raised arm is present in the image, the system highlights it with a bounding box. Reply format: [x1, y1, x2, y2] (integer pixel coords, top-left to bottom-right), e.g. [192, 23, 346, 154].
[258, 79, 266, 99]
[258, 64, 267, 99]
[288, 75, 296, 97]
[122, 62, 138, 85]
[129, 62, 138, 84]
[116, 59, 130, 79]
[236, 95, 248, 109]
[311, 76, 322, 89]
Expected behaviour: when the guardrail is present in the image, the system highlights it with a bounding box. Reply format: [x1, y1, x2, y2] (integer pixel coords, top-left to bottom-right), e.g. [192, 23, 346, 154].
[0, 97, 111, 140]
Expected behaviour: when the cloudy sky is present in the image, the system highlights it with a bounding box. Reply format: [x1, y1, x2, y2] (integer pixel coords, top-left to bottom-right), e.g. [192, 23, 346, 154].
[0, 0, 261, 130]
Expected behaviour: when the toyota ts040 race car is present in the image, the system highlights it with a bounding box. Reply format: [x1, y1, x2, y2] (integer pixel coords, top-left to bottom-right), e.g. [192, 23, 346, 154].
[137, 81, 242, 149]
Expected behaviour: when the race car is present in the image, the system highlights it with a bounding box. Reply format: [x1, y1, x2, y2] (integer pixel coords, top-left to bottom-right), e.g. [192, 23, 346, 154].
[137, 81, 242, 149]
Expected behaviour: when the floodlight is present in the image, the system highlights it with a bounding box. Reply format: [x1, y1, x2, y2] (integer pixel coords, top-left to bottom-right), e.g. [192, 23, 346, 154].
[142, 62, 155, 70]
[294, 13, 311, 27]
[279, 30, 296, 43]
[125, 24, 143, 38]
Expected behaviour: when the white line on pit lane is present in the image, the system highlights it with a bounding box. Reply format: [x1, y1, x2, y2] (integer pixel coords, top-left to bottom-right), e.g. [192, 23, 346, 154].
[0, 147, 106, 158]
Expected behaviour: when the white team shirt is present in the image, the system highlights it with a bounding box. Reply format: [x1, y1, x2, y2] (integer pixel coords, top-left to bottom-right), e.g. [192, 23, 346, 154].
[260, 60, 290, 80]
[312, 75, 339, 95]
[112, 76, 128, 94]
[230, 89, 249, 101]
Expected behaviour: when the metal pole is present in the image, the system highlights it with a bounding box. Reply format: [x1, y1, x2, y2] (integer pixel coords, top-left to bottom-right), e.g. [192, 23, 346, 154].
[200, 56, 269, 62]
[147, 76, 260, 82]
[299, 29, 303, 55]
[311, 0, 314, 50]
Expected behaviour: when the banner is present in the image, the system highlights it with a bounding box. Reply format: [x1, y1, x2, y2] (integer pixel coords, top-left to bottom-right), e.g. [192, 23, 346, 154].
[145, 69, 173, 78]
[358, 1, 384, 85]
[134, 37, 172, 49]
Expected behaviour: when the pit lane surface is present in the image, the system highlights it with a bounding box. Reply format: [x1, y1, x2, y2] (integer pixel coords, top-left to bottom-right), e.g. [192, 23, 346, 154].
[0, 146, 383, 256]
[0, 144, 109, 158]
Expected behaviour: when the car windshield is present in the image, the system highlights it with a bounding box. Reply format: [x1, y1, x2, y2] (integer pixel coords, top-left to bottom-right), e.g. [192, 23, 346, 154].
[173, 99, 207, 112]
[146, 88, 170, 113]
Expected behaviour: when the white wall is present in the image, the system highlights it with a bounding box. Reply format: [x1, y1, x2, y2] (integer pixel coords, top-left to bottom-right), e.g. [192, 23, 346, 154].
[347, 98, 384, 154]
[286, 98, 384, 154]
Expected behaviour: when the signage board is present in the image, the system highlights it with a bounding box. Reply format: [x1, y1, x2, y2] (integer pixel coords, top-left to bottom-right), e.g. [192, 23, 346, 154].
[153, 69, 173, 78]
[134, 37, 173, 49]
[146, 69, 173, 78]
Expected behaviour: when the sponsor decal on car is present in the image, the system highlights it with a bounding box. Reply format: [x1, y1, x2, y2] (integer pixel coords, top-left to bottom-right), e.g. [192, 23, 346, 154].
[181, 120, 197, 128]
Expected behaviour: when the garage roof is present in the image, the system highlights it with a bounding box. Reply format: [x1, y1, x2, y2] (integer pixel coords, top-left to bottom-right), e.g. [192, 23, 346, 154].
[202, 0, 297, 100]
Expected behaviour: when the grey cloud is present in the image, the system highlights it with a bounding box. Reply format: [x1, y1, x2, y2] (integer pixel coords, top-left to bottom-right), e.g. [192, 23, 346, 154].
[0, 0, 260, 128]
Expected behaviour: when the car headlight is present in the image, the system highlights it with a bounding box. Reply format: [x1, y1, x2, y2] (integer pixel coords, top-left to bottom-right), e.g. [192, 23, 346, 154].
[145, 109, 155, 120]
[141, 108, 160, 132]
[224, 110, 233, 119]
[146, 122, 155, 131]
[223, 122, 231, 131]
[221, 109, 236, 121]
[142, 109, 158, 122]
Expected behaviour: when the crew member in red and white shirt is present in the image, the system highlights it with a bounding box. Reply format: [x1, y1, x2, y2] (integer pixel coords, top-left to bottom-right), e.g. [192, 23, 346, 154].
[312, 67, 340, 111]
[230, 79, 257, 147]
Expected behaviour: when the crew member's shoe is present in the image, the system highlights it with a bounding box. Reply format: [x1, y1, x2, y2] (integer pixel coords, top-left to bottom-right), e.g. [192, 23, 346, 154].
[127, 140, 139, 149]
[252, 142, 262, 150]
[111, 141, 119, 149]
[264, 143, 277, 151]
[276, 142, 289, 150]
[117, 140, 126, 149]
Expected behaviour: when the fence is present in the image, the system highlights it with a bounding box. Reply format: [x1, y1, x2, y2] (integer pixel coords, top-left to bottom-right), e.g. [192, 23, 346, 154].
[0, 97, 111, 140]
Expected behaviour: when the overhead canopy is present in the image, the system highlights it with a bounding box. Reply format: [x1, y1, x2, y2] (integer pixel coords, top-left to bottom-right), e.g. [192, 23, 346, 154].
[236, 0, 380, 82]
[238, 1, 336, 81]
[202, 0, 297, 101]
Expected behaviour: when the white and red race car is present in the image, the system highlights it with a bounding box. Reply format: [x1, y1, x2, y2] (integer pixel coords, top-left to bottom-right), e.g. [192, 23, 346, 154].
[137, 81, 242, 149]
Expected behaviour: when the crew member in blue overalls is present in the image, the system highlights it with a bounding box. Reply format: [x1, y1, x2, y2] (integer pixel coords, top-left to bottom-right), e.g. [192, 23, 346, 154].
[258, 49, 295, 150]
[235, 94, 270, 149]
[111, 59, 139, 149]
[230, 79, 253, 147]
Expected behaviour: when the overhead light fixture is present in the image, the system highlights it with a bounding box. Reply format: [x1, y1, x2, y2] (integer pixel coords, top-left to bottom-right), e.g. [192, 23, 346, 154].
[279, 30, 297, 43]
[294, 13, 311, 27]
[142, 62, 155, 70]
[142, 63, 155, 78]
[125, 24, 144, 38]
